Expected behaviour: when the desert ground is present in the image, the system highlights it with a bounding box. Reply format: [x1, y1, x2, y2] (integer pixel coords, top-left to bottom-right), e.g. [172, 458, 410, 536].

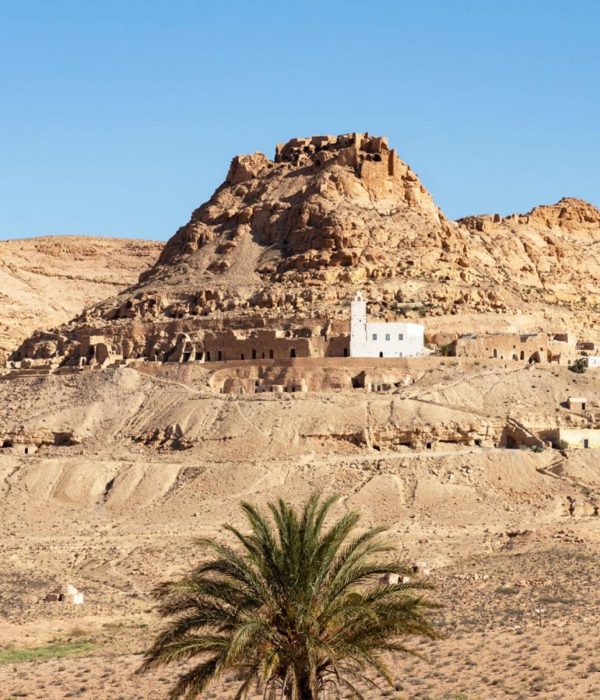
[3, 134, 600, 699]
[1, 359, 600, 699]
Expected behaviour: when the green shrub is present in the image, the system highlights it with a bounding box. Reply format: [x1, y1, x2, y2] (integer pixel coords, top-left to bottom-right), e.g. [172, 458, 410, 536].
[496, 585, 519, 595]
[569, 358, 587, 374]
[0, 641, 95, 664]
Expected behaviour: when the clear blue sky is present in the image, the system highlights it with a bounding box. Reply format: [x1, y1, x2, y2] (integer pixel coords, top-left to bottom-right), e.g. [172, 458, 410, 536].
[1, 0, 599, 240]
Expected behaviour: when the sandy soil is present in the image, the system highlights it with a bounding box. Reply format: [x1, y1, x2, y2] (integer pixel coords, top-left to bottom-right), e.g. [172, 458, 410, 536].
[1, 361, 600, 699]
[2, 523, 600, 699]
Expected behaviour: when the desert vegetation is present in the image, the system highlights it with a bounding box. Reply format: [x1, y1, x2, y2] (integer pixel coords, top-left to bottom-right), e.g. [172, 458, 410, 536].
[140, 493, 439, 699]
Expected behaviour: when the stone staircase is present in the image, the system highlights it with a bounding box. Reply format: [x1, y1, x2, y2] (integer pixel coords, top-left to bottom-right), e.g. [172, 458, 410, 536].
[505, 416, 547, 449]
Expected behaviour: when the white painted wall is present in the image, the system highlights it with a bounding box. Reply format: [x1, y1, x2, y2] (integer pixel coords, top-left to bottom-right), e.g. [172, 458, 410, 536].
[350, 292, 424, 358]
[586, 356, 600, 368]
[558, 428, 600, 449]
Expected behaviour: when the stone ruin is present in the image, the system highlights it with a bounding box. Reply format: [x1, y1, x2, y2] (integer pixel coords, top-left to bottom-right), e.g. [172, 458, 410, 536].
[0, 428, 79, 455]
[274, 132, 397, 176]
[452, 331, 579, 366]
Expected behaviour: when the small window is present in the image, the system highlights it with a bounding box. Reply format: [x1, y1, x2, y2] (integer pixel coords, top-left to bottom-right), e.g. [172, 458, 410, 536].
[372, 333, 378, 341]
[398, 333, 403, 340]
[385, 333, 390, 341]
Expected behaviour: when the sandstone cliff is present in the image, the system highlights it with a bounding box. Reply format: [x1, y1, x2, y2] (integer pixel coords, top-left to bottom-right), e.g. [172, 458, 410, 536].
[459, 197, 600, 306]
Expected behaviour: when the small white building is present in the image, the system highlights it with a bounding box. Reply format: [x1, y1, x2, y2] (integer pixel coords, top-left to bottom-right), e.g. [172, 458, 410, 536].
[350, 292, 424, 358]
[585, 356, 600, 368]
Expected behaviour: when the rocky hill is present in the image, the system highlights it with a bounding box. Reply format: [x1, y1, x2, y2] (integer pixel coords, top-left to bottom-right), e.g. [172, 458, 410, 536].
[88, 132, 457, 322]
[3, 136, 600, 700]
[458, 197, 600, 306]
[13, 133, 600, 363]
[0, 236, 162, 362]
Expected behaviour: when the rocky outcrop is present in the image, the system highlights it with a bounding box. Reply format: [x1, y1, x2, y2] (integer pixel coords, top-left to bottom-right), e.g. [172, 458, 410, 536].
[12, 134, 600, 364]
[139, 132, 451, 289]
[459, 198, 600, 235]
[457, 197, 600, 315]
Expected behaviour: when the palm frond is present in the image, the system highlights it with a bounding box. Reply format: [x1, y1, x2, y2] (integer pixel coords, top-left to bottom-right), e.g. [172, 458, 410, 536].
[140, 491, 441, 699]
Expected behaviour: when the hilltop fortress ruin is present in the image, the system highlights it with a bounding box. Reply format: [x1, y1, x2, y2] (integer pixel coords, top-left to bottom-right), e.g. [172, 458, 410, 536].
[12, 132, 444, 366]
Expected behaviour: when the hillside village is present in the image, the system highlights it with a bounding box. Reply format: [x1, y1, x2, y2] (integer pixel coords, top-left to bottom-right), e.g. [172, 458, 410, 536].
[4, 131, 600, 460]
[3, 288, 600, 454]
[6, 290, 600, 372]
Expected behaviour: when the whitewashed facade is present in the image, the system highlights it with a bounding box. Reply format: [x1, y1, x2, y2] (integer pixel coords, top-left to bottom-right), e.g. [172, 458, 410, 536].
[349, 292, 424, 358]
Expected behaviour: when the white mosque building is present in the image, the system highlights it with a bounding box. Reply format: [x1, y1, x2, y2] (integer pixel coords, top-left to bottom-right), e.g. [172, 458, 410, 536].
[349, 292, 424, 358]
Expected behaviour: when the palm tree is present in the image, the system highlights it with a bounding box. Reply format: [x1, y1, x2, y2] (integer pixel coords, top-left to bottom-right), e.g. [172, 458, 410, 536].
[140, 493, 440, 699]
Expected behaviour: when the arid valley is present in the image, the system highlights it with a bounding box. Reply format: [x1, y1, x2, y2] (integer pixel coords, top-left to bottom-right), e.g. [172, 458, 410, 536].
[2, 132, 600, 700]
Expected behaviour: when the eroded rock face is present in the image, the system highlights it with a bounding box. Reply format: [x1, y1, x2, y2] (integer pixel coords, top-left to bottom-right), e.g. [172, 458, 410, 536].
[459, 198, 600, 234]
[0, 237, 162, 363]
[142, 133, 449, 287]
[457, 197, 600, 312]
[13, 134, 600, 364]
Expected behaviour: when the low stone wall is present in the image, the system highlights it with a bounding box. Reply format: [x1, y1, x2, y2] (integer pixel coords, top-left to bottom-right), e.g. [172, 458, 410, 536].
[133, 356, 524, 395]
